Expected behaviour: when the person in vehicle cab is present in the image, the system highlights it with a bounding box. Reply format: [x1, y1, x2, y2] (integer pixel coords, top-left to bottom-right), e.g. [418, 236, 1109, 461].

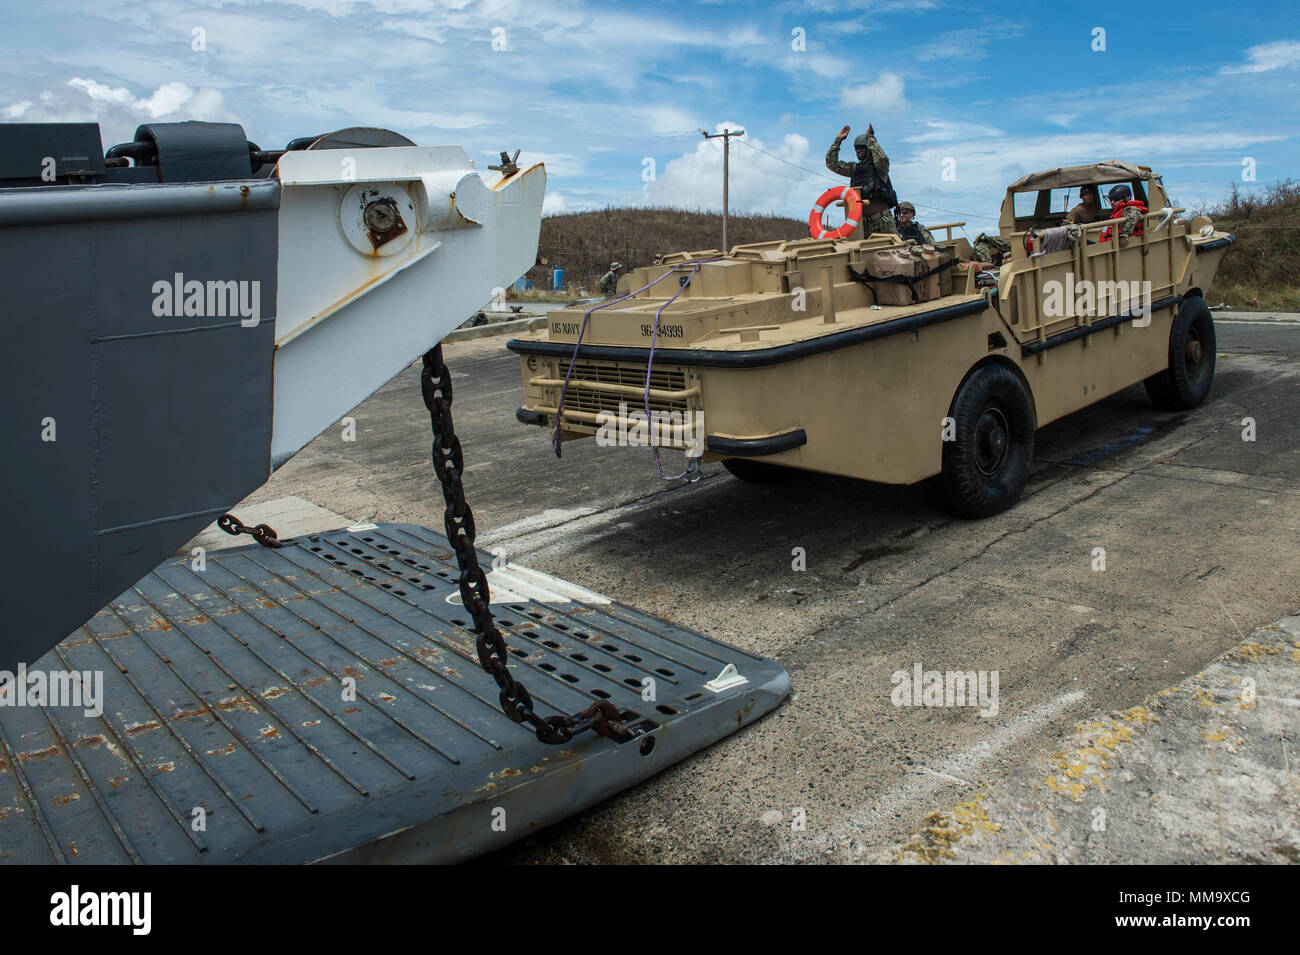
[896, 201, 935, 244]
[1099, 185, 1147, 248]
[826, 124, 898, 235]
[1065, 184, 1107, 225]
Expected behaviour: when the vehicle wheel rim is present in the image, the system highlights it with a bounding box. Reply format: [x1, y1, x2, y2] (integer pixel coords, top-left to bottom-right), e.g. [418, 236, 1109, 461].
[974, 407, 1011, 477]
[1185, 326, 1204, 378]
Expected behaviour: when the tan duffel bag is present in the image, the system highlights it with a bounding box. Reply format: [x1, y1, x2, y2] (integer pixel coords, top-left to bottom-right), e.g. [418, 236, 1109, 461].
[851, 245, 955, 305]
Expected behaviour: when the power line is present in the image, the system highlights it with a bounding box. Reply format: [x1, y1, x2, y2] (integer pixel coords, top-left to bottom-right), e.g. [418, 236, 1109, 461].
[732, 137, 997, 224]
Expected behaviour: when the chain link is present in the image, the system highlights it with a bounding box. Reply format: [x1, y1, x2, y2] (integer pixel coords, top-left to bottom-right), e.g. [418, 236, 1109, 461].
[217, 513, 288, 548]
[420, 345, 635, 745]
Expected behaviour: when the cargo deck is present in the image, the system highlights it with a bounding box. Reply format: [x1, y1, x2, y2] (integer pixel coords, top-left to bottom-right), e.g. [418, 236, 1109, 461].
[0, 523, 789, 864]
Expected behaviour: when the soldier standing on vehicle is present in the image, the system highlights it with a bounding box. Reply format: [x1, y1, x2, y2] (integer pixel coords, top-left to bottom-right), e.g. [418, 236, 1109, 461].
[1065, 184, 1107, 226]
[600, 262, 623, 296]
[1099, 185, 1147, 248]
[896, 201, 935, 244]
[826, 124, 898, 235]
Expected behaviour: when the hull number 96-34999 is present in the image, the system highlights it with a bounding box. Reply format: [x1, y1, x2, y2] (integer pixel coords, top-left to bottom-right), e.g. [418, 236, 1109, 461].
[641, 324, 684, 338]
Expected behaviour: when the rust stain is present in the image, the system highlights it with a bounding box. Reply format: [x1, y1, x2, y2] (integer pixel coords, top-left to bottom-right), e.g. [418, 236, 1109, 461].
[257, 598, 277, 609]
[108, 776, 129, 789]
[69, 842, 78, 857]
[172, 705, 208, 721]
[262, 686, 290, 699]
[215, 696, 255, 713]
[343, 707, 361, 714]
[416, 647, 439, 660]
[301, 719, 321, 727]
[259, 726, 281, 740]
[19, 746, 60, 762]
[379, 658, 399, 668]
[72, 735, 107, 748]
[206, 741, 237, 756]
[123, 720, 163, 736]
[180, 615, 210, 625]
[153, 761, 176, 775]
[302, 676, 329, 688]
[342, 667, 364, 680]
[52, 792, 81, 807]
[378, 693, 396, 703]
[489, 767, 522, 780]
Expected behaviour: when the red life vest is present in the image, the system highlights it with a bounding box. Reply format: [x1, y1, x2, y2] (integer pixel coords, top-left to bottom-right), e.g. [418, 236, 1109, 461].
[1099, 199, 1147, 242]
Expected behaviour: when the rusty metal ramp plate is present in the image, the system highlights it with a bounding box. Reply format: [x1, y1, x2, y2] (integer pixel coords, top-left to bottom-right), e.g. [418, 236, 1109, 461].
[0, 523, 788, 864]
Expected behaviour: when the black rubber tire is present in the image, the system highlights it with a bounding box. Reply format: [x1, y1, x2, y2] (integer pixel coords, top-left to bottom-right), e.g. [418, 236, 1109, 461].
[1143, 296, 1216, 410]
[722, 458, 800, 483]
[936, 364, 1035, 519]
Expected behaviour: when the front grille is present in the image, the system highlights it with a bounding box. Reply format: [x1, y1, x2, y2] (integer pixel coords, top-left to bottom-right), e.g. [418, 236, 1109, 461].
[563, 360, 686, 392]
[560, 361, 690, 418]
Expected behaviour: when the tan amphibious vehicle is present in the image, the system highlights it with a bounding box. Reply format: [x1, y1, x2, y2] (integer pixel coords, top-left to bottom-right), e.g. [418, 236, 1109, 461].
[510, 161, 1235, 517]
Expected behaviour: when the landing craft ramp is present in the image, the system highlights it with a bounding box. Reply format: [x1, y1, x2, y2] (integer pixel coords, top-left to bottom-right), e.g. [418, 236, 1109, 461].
[0, 524, 789, 864]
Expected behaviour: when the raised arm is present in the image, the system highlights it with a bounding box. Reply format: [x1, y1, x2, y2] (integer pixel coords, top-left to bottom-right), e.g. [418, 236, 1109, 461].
[825, 125, 855, 178]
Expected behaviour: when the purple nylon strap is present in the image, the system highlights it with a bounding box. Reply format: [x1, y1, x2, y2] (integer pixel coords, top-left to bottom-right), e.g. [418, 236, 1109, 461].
[552, 258, 719, 483]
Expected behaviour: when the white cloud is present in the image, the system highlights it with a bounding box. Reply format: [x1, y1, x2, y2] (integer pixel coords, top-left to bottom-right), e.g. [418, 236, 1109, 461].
[841, 73, 907, 116]
[903, 119, 1003, 143]
[1, 78, 236, 149]
[1220, 40, 1300, 74]
[640, 127, 829, 215]
[543, 192, 567, 214]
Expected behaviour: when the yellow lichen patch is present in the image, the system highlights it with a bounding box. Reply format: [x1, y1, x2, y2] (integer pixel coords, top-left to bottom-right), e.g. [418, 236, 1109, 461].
[1043, 708, 1152, 802]
[1203, 730, 1229, 741]
[1193, 687, 1220, 708]
[894, 794, 1001, 863]
[1223, 641, 1281, 662]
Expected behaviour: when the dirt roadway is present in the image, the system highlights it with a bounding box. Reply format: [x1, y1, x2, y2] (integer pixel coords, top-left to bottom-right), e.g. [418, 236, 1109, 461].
[240, 319, 1300, 863]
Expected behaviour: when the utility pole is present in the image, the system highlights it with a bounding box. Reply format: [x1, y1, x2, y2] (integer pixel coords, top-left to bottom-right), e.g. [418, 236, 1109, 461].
[700, 127, 744, 252]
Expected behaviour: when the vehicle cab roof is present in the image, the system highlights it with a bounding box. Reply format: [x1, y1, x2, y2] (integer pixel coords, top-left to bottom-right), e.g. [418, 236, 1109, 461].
[999, 160, 1168, 234]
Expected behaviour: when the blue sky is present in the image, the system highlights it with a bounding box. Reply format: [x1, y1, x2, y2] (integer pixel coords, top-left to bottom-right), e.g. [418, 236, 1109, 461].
[4, 0, 1298, 232]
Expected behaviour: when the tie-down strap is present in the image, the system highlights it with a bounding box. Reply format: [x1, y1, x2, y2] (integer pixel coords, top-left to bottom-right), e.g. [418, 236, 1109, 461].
[848, 257, 962, 304]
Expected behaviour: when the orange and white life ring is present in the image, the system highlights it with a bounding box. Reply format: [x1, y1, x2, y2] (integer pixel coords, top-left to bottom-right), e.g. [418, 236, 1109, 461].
[808, 185, 862, 240]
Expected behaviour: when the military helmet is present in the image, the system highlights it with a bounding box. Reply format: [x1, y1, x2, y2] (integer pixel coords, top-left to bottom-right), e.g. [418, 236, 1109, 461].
[610, 262, 622, 270]
[897, 201, 915, 213]
[1107, 184, 1132, 203]
[853, 133, 870, 149]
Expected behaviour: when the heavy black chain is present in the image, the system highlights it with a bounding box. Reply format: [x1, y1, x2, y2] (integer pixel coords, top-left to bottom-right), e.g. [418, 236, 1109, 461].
[218, 513, 288, 548]
[420, 345, 634, 745]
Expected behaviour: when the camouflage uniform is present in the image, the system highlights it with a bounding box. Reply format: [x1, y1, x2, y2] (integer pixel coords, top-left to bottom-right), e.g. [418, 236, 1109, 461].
[1111, 205, 1145, 243]
[599, 269, 620, 296]
[971, 233, 1012, 267]
[1065, 202, 1106, 225]
[825, 137, 897, 235]
[898, 219, 935, 245]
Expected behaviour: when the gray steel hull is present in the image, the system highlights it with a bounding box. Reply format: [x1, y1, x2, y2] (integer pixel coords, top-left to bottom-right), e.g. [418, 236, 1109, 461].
[0, 180, 280, 669]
